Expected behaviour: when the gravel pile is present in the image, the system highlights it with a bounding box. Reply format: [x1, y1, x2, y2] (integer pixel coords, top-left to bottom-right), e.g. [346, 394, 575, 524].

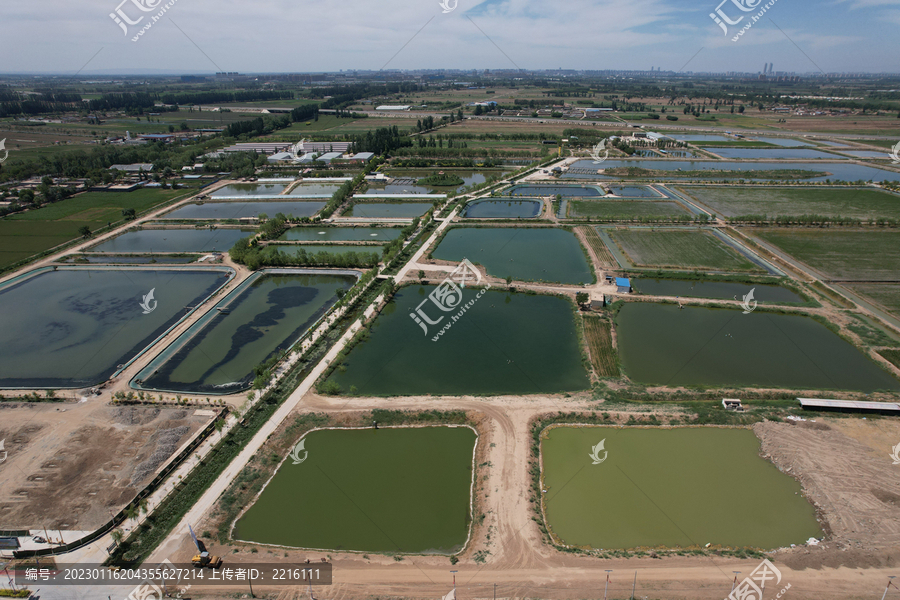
[130, 425, 191, 485]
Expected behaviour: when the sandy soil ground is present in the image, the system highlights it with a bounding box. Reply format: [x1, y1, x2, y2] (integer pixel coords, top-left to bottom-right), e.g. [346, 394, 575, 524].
[0, 402, 212, 530]
[147, 391, 900, 600]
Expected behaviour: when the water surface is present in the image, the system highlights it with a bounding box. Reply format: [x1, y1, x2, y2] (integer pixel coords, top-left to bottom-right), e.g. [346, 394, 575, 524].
[234, 427, 476, 553]
[89, 229, 253, 253]
[0, 268, 229, 388]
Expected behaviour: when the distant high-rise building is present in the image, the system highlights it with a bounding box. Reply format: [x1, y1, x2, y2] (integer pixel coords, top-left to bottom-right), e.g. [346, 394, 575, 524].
[770, 63, 775, 75]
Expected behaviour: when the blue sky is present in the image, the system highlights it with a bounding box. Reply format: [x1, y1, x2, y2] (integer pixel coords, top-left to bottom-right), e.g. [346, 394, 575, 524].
[0, 0, 896, 74]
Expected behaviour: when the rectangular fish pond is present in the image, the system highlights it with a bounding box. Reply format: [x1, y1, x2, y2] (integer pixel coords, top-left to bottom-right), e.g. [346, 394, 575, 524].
[161, 201, 325, 220]
[133, 270, 357, 394]
[506, 184, 604, 197]
[278, 227, 403, 242]
[462, 199, 543, 219]
[615, 303, 900, 392]
[541, 426, 821, 549]
[324, 286, 590, 396]
[232, 426, 476, 553]
[88, 229, 254, 254]
[0, 266, 232, 389]
[567, 200, 691, 220]
[432, 227, 594, 285]
[211, 183, 291, 197]
[344, 202, 434, 218]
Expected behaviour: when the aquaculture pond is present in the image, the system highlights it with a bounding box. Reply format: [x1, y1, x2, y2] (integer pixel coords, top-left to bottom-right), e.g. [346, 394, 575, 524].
[233, 426, 476, 553]
[542, 427, 821, 549]
[433, 227, 593, 285]
[162, 201, 325, 220]
[278, 227, 403, 242]
[344, 202, 433, 218]
[386, 170, 508, 191]
[562, 159, 900, 182]
[0, 267, 230, 388]
[58, 255, 197, 264]
[284, 183, 344, 196]
[271, 245, 384, 258]
[463, 199, 542, 219]
[672, 134, 732, 142]
[615, 303, 900, 392]
[88, 229, 253, 253]
[568, 201, 690, 219]
[135, 271, 356, 394]
[751, 137, 812, 147]
[839, 150, 892, 159]
[211, 183, 290, 197]
[709, 148, 841, 160]
[507, 184, 603, 197]
[326, 286, 590, 395]
[631, 278, 804, 303]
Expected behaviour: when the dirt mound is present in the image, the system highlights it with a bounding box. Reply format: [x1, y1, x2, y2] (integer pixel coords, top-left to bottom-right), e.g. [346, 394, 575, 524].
[111, 406, 161, 426]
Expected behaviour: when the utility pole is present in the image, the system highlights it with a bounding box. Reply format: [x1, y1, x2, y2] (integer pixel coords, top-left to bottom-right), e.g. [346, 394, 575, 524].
[450, 570, 458, 600]
[493, 583, 496, 600]
[731, 571, 741, 595]
[604, 570, 612, 600]
[881, 576, 897, 600]
[631, 571, 636, 600]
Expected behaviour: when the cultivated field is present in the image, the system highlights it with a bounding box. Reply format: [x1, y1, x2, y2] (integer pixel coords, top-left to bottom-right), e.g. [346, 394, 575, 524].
[754, 228, 900, 280]
[0, 187, 189, 268]
[577, 226, 618, 269]
[583, 316, 619, 377]
[609, 229, 762, 272]
[679, 186, 900, 220]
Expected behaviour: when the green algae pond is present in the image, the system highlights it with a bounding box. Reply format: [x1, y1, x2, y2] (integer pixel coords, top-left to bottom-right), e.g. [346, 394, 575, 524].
[541, 426, 821, 549]
[432, 227, 593, 285]
[0, 267, 231, 388]
[134, 270, 356, 394]
[326, 285, 590, 395]
[615, 303, 900, 392]
[233, 426, 477, 553]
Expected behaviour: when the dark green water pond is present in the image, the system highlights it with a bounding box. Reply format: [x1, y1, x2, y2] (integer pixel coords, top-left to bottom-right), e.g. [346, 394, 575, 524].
[327, 286, 590, 395]
[233, 426, 476, 553]
[0, 268, 230, 388]
[542, 427, 821, 549]
[463, 199, 542, 218]
[278, 227, 403, 242]
[136, 272, 355, 393]
[607, 186, 661, 198]
[615, 303, 900, 391]
[507, 184, 603, 197]
[432, 227, 593, 284]
[89, 229, 253, 253]
[632, 279, 804, 303]
[212, 183, 289, 197]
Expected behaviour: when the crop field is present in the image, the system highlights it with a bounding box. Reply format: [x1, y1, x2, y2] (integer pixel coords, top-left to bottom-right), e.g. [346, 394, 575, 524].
[845, 283, 900, 317]
[567, 200, 691, 220]
[754, 229, 900, 280]
[609, 229, 762, 272]
[577, 226, 618, 268]
[679, 186, 900, 220]
[0, 187, 189, 269]
[583, 316, 619, 377]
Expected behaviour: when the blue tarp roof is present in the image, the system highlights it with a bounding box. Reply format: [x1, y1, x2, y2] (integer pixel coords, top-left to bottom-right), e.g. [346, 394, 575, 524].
[616, 277, 631, 287]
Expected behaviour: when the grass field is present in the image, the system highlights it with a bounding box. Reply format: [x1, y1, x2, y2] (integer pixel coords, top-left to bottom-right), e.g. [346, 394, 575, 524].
[0, 187, 189, 269]
[845, 283, 900, 317]
[880, 349, 900, 370]
[609, 229, 762, 272]
[679, 186, 900, 220]
[568, 200, 690, 220]
[578, 226, 617, 269]
[754, 229, 900, 280]
[583, 316, 619, 377]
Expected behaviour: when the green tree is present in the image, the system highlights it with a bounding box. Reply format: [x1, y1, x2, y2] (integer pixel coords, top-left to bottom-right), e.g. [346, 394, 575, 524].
[78, 225, 92, 238]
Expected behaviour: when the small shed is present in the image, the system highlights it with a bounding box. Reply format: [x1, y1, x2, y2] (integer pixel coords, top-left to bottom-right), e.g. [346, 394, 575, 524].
[722, 399, 744, 411]
[615, 277, 631, 294]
